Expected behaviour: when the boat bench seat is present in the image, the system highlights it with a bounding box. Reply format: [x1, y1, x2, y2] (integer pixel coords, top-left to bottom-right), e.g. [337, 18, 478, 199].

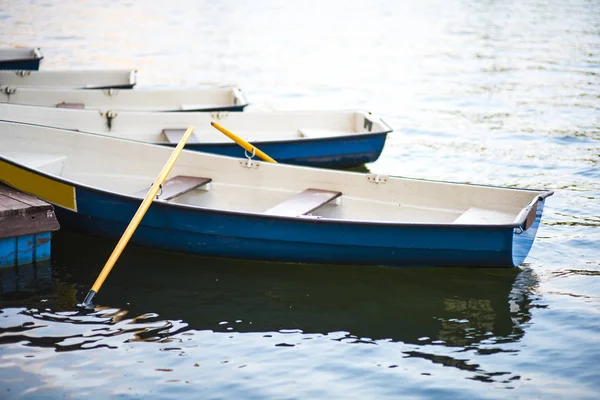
[36, 157, 66, 175]
[264, 188, 341, 217]
[297, 128, 338, 138]
[162, 129, 200, 144]
[133, 175, 211, 201]
[56, 102, 85, 109]
[18, 154, 66, 175]
[453, 207, 515, 225]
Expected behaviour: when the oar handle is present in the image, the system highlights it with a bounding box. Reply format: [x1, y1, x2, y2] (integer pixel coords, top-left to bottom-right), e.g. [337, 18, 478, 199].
[210, 121, 277, 163]
[82, 126, 196, 307]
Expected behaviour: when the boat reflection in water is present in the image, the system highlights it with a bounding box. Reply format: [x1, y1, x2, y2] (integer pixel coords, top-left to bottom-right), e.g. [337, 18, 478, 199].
[0, 261, 53, 297]
[43, 229, 537, 349]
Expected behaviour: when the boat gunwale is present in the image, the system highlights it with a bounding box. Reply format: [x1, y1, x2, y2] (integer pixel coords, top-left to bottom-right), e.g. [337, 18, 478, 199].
[169, 129, 391, 146]
[0, 155, 553, 231]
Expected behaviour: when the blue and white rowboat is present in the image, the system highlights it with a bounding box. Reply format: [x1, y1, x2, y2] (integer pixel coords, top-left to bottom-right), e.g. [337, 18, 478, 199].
[0, 48, 43, 70]
[0, 86, 247, 112]
[0, 104, 391, 168]
[0, 121, 553, 268]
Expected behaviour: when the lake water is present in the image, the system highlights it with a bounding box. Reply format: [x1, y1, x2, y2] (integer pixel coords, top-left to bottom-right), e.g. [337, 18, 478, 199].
[1, 0, 599, 398]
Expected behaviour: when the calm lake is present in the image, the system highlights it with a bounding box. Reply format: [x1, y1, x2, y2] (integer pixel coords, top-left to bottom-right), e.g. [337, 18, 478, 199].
[1, 0, 599, 398]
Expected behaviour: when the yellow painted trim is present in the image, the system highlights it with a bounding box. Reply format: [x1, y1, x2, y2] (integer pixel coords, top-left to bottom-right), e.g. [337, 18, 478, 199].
[0, 159, 77, 211]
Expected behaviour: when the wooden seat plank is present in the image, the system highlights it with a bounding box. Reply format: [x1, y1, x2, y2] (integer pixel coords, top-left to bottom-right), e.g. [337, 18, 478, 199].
[265, 188, 341, 217]
[453, 207, 514, 225]
[2, 187, 49, 208]
[56, 102, 85, 109]
[162, 128, 200, 144]
[133, 176, 211, 201]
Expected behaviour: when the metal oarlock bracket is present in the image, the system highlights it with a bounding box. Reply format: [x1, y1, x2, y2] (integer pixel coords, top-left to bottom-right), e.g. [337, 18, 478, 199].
[210, 111, 229, 120]
[240, 146, 260, 168]
[146, 182, 163, 199]
[99, 110, 118, 130]
[103, 88, 118, 97]
[367, 174, 388, 184]
[2, 86, 16, 95]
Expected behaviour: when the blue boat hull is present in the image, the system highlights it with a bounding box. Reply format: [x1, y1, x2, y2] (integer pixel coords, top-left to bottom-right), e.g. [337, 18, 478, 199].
[0, 59, 42, 70]
[173, 132, 389, 168]
[169, 104, 247, 112]
[48, 185, 546, 268]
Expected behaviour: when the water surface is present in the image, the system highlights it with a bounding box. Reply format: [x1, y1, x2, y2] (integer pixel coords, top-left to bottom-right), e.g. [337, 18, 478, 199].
[1, 0, 599, 398]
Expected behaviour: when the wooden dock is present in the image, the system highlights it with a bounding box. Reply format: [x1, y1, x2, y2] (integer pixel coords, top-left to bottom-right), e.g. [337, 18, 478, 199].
[0, 183, 60, 268]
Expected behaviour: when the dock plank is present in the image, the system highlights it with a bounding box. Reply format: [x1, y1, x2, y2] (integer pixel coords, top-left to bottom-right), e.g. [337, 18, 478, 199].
[0, 193, 32, 214]
[1, 186, 49, 207]
[0, 184, 60, 239]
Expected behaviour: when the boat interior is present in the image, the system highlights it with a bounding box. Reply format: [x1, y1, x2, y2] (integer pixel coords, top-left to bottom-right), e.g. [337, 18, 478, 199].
[0, 69, 136, 88]
[0, 87, 244, 111]
[0, 122, 544, 225]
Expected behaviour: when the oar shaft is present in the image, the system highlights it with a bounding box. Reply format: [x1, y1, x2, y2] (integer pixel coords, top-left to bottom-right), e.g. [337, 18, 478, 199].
[210, 121, 277, 163]
[83, 126, 196, 306]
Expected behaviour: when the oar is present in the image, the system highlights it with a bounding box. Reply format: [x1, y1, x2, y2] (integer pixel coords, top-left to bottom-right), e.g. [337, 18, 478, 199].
[81, 126, 196, 307]
[210, 121, 277, 163]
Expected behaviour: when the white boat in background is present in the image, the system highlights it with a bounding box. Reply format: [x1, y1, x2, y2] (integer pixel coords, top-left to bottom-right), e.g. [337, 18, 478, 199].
[0, 86, 248, 112]
[0, 104, 391, 168]
[0, 120, 552, 268]
[0, 47, 43, 70]
[0, 69, 137, 89]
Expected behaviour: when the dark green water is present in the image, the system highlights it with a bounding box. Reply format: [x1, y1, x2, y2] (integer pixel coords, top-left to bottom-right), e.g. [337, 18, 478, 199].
[1, 229, 537, 398]
[1, 0, 599, 398]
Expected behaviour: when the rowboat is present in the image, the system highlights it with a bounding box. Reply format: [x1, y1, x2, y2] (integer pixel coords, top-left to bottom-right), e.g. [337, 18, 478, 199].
[0, 69, 137, 89]
[0, 86, 247, 112]
[0, 104, 391, 168]
[0, 121, 553, 268]
[0, 48, 43, 70]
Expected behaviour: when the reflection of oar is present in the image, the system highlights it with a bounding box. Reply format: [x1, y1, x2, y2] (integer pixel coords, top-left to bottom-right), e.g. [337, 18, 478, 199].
[210, 121, 277, 163]
[81, 126, 196, 307]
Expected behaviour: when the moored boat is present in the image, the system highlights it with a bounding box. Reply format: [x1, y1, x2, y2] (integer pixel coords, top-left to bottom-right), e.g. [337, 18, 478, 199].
[0, 121, 553, 268]
[0, 69, 137, 89]
[0, 103, 391, 168]
[0, 48, 43, 70]
[0, 86, 247, 112]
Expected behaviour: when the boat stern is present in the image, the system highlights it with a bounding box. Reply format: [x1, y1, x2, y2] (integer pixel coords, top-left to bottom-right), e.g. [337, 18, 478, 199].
[511, 192, 552, 267]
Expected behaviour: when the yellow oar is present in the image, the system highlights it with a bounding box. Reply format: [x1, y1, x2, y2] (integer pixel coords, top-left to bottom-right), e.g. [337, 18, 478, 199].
[210, 121, 277, 163]
[81, 126, 196, 307]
